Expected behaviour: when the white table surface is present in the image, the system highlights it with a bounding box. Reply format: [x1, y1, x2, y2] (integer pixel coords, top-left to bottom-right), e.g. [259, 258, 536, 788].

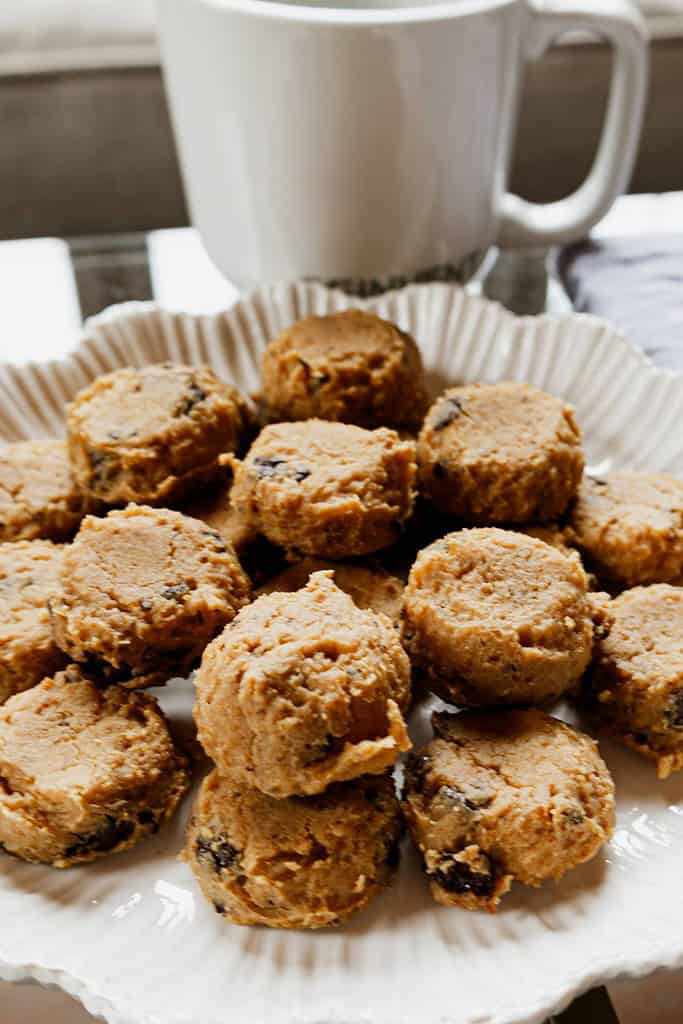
[2, 201, 683, 1023]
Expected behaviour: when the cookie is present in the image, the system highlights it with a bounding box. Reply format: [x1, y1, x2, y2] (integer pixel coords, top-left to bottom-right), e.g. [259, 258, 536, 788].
[230, 420, 416, 558]
[0, 440, 89, 541]
[185, 770, 401, 929]
[403, 528, 602, 706]
[417, 383, 584, 522]
[195, 571, 411, 797]
[258, 558, 404, 627]
[67, 363, 252, 505]
[588, 585, 683, 778]
[403, 710, 615, 911]
[0, 667, 189, 867]
[50, 505, 251, 685]
[571, 472, 683, 588]
[261, 310, 429, 430]
[0, 541, 67, 704]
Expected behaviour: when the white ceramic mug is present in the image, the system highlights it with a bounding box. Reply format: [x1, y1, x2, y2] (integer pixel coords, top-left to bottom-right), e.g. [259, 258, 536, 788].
[158, 0, 648, 290]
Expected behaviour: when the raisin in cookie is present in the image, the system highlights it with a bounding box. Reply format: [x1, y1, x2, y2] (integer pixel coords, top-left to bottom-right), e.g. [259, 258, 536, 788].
[0, 667, 189, 867]
[587, 585, 683, 778]
[571, 472, 683, 588]
[51, 505, 251, 685]
[258, 558, 404, 627]
[195, 571, 411, 797]
[230, 420, 416, 558]
[261, 310, 429, 430]
[417, 383, 584, 522]
[0, 440, 90, 541]
[403, 710, 615, 911]
[185, 770, 401, 929]
[67, 364, 252, 505]
[0, 540, 67, 704]
[403, 528, 604, 707]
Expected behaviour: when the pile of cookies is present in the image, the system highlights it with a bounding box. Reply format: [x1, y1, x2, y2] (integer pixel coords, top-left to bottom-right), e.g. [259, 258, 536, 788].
[0, 309, 681, 929]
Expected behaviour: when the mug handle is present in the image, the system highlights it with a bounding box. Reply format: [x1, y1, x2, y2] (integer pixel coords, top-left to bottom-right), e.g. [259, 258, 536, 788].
[497, 0, 649, 247]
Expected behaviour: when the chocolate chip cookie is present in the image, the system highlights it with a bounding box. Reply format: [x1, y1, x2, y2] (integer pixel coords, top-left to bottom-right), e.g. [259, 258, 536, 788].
[417, 383, 584, 522]
[67, 363, 252, 505]
[403, 528, 603, 707]
[0, 540, 67, 704]
[588, 584, 683, 778]
[0, 440, 90, 541]
[0, 667, 189, 867]
[230, 420, 416, 558]
[195, 571, 411, 797]
[185, 769, 401, 928]
[258, 558, 404, 627]
[403, 710, 615, 911]
[51, 505, 251, 685]
[571, 472, 683, 588]
[261, 310, 429, 429]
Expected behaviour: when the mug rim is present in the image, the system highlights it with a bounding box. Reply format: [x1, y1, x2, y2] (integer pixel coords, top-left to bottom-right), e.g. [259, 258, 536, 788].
[191, 0, 518, 26]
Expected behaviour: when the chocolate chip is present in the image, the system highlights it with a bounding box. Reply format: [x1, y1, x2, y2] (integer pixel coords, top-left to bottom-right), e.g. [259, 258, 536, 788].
[213, 901, 226, 915]
[253, 456, 288, 477]
[432, 461, 446, 480]
[161, 581, 190, 601]
[432, 853, 496, 898]
[65, 816, 135, 859]
[291, 466, 310, 482]
[666, 691, 683, 729]
[563, 808, 585, 826]
[175, 382, 207, 416]
[431, 397, 465, 430]
[196, 834, 241, 873]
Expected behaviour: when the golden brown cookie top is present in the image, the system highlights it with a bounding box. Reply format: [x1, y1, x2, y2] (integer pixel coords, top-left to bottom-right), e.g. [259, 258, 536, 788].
[0, 440, 89, 542]
[0, 667, 181, 805]
[571, 471, 683, 587]
[262, 310, 428, 428]
[596, 584, 683, 688]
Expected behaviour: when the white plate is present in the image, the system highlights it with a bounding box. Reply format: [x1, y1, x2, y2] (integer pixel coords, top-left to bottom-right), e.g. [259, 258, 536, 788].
[1, 282, 682, 1024]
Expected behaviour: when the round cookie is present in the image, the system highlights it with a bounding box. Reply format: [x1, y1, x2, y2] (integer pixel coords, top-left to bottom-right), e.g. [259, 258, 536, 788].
[0, 540, 67, 704]
[0, 667, 189, 867]
[195, 571, 411, 797]
[403, 710, 615, 911]
[67, 363, 252, 505]
[230, 420, 416, 558]
[51, 505, 251, 685]
[403, 528, 602, 707]
[185, 770, 401, 928]
[571, 472, 683, 588]
[588, 584, 683, 779]
[258, 558, 404, 627]
[261, 309, 429, 430]
[417, 382, 584, 522]
[0, 440, 90, 541]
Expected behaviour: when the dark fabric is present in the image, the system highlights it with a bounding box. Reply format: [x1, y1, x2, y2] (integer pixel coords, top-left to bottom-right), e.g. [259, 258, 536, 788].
[560, 236, 683, 371]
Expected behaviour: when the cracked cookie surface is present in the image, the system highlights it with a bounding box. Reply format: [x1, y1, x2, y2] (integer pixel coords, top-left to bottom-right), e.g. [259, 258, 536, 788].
[403, 528, 603, 707]
[230, 420, 416, 558]
[403, 710, 615, 911]
[417, 383, 584, 522]
[261, 309, 429, 430]
[0, 540, 67, 704]
[67, 363, 252, 505]
[50, 505, 251, 685]
[588, 584, 683, 778]
[0, 667, 189, 867]
[185, 769, 401, 928]
[195, 571, 411, 797]
[0, 440, 90, 541]
[571, 472, 683, 588]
